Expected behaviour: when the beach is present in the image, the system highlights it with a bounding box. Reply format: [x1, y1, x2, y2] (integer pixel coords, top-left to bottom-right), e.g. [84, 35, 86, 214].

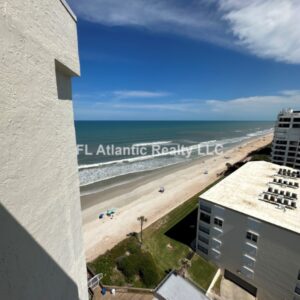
[82, 133, 273, 262]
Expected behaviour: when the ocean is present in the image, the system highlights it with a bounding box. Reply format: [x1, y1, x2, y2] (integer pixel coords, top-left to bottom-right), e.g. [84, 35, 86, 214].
[75, 121, 274, 186]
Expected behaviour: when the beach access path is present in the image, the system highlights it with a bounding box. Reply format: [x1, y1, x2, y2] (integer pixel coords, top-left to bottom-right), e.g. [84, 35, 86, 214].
[82, 134, 273, 262]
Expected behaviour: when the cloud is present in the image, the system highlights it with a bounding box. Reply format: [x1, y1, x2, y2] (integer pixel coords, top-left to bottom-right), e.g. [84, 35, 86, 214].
[204, 91, 300, 119]
[68, 0, 300, 64]
[67, 0, 232, 48]
[74, 90, 300, 120]
[219, 0, 300, 64]
[113, 90, 170, 99]
[73, 90, 170, 101]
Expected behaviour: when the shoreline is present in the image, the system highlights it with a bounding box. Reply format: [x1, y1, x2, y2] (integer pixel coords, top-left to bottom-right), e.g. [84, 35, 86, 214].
[78, 128, 273, 188]
[82, 133, 273, 262]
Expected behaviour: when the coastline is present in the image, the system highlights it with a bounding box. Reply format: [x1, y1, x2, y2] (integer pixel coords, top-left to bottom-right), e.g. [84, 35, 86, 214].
[82, 133, 273, 262]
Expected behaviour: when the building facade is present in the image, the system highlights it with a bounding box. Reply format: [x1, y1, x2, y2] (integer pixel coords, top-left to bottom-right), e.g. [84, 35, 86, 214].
[272, 109, 300, 169]
[0, 1, 88, 299]
[196, 161, 300, 300]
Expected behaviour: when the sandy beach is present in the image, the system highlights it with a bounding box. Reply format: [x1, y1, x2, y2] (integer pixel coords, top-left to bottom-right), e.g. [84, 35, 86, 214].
[82, 134, 273, 262]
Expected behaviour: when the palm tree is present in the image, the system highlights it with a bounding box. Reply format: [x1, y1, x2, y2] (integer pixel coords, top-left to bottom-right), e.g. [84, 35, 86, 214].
[137, 216, 147, 244]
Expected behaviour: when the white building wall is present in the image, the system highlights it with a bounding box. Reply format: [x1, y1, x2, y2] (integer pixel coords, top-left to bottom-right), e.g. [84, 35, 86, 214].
[272, 109, 300, 169]
[0, 1, 88, 299]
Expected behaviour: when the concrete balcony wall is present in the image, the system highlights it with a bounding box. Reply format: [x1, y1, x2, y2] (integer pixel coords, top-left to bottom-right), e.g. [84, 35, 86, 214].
[0, 1, 88, 299]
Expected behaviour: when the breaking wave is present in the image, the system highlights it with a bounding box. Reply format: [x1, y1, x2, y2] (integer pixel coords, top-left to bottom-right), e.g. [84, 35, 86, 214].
[78, 128, 273, 186]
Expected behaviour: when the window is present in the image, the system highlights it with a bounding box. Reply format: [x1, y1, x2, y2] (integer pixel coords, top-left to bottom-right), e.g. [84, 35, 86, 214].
[273, 156, 284, 161]
[55, 60, 75, 100]
[198, 244, 208, 255]
[212, 238, 222, 249]
[295, 286, 300, 295]
[275, 145, 286, 150]
[245, 242, 257, 257]
[279, 117, 291, 122]
[279, 123, 290, 128]
[198, 234, 209, 245]
[298, 270, 300, 280]
[241, 266, 254, 280]
[200, 202, 211, 214]
[276, 140, 287, 145]
[214, 217, 223, 227]
[246, 231, 258, 243]
[200, 212, 211, 224]
[274, 151, 285, 155]
[199, 224, 210, 235]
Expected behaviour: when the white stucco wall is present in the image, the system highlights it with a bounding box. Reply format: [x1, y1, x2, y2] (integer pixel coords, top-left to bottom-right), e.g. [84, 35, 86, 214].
[0, 1, 88, 299]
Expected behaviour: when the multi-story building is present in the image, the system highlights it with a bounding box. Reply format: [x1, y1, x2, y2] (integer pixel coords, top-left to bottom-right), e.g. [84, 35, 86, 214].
[196, 161, 300, 300]
[0, 1, 88, 299]
[272, 108, 300, 169]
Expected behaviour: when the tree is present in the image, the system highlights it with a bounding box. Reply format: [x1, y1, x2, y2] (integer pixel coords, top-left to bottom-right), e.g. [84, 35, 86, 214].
[137, 216, 147, 245]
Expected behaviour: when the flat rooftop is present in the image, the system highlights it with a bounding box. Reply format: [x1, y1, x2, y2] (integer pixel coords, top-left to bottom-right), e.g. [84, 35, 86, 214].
[155, 273, 209, 300]
[201, 161, 300, 234]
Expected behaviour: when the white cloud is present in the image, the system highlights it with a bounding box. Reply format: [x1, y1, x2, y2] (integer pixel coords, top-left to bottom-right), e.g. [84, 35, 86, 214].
[219, 0, 300, 63]
[68, 0, 300, 64]
[204, 92, 300, 119]
[74, 90, 300, 120]
[67, 0, 232, 48]
[113, 90, 170, 99]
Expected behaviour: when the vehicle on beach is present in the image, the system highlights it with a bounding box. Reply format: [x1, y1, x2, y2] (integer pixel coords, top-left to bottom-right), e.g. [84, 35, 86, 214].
[159, 186, 165, 193]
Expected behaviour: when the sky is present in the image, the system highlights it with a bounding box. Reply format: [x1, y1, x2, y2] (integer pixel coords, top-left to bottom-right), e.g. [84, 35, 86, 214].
[67, 0, 300, 121]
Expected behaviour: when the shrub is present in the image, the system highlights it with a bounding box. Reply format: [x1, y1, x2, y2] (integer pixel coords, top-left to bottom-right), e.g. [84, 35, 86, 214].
[117, 251, 160, 287]
[117, 255, 138, 279]
[127, 241, 140, 255]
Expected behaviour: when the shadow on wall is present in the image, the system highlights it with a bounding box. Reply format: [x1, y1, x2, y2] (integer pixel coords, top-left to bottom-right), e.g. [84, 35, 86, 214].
[0, 204, 80, 300]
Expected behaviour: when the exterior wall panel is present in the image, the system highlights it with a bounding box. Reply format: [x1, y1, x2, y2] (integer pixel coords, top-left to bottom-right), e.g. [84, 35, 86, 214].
[197, 199, 300, 300]
[0, 1, 87, 299]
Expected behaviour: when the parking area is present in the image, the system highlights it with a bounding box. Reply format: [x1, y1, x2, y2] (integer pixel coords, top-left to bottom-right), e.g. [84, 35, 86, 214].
[220, 278, 255, 300]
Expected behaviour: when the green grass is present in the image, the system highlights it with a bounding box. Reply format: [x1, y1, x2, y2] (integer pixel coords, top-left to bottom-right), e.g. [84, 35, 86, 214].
[250, 154, 271, 162]
[189, 255, 217, 290]
[142, 177, 223, 288]
[90, 176, 223, 289]
[88, 237, 138, 286]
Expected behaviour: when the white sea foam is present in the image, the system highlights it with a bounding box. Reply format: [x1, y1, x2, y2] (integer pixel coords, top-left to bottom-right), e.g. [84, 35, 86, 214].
[78, 127, 273, 186]
[132, 141, 172, 147]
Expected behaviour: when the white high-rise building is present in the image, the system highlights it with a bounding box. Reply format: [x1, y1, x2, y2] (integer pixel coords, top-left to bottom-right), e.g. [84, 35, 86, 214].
[272, 108, 300, 169]
[0, 1, 88, 299]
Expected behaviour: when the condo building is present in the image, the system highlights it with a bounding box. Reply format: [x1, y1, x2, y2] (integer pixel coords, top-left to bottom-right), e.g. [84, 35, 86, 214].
[196, 161, 300, 300]
[272, 109, 300, 169]
[0, 1, 88, 299]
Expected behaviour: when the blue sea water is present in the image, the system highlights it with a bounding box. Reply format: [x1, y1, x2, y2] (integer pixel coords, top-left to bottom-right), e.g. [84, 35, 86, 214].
[75, 121, 274, 186]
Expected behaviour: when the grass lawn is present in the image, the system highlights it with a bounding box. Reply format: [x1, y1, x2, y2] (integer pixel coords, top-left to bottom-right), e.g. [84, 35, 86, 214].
[189, 255, 217, 290]
[143, 177, 222, 289]
[89, 177, 223, 290]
